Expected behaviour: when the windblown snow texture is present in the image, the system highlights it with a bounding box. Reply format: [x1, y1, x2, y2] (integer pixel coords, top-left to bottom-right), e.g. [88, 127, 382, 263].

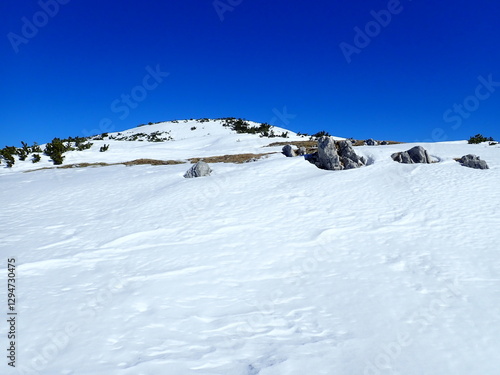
[1, 120, 499, 375]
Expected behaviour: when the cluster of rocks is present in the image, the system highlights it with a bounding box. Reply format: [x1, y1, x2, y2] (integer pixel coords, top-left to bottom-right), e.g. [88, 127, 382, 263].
[305, 137, 366, 170]
[456, 154, 489, 170]
[391, 146, 432, 164]
[282, 138, 366, 170]
[347, 138, 389, 146]
[184, 141, 490, 180]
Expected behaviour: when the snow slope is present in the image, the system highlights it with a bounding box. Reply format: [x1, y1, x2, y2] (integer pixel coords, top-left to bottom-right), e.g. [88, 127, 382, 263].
[1, 120, 499, 375]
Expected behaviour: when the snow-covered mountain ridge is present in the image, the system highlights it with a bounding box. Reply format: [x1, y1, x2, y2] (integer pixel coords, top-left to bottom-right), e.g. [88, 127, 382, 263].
[1, 119, 499, 375]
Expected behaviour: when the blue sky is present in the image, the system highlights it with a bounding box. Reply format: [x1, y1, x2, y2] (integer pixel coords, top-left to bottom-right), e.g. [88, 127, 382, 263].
[2, 0, 500, 147]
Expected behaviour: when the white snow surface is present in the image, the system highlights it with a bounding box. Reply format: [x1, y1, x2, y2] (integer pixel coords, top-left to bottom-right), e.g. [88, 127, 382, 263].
[1, 120, 500, 375]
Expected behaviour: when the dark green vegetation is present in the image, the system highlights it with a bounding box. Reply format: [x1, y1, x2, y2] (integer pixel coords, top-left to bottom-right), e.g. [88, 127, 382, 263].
[219, 118, 289, 138]
[106, 131, 173, 142]
[468, 134, 496, 144]
[0, 137, 94, 167]
[43, 137, 94, 165]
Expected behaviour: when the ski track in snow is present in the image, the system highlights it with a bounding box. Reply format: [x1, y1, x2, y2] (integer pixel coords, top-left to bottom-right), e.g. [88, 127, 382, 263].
[1, 121, 499, 374]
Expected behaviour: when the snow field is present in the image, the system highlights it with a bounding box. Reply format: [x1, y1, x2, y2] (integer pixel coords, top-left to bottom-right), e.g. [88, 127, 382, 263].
[1, 122, 499, 374]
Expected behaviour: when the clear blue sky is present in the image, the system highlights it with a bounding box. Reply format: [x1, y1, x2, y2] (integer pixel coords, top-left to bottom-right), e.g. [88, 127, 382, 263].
[2, 0, 499, 147]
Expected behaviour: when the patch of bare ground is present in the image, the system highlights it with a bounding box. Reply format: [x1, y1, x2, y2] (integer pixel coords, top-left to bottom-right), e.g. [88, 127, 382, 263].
[265, 140, 318, 148]
[24, 153, 275, 173]
[264, 141, 317, 154]
[189, 152, 275, 164]
[122, 159, 184, 166]
[25, 159, 184, 172]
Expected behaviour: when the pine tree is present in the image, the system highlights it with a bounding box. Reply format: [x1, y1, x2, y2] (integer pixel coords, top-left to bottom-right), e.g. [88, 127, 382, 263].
[44, 138, 67, 165]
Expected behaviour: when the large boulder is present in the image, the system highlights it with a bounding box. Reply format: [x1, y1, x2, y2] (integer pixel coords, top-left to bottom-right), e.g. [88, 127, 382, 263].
[392, 146, 432, 164]
[282, 145, 307, 157]
[457, 154, 489, 169]
[317, 137, 342, 170]
[184, 161, 212, 178]
[309, 137, 366, 170]
[282, 145, 297, 157]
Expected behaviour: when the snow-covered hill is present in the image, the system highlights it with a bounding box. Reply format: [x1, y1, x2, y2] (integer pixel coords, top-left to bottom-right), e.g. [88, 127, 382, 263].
[1, 120, 499, 375]
[0, 119, 317, 173]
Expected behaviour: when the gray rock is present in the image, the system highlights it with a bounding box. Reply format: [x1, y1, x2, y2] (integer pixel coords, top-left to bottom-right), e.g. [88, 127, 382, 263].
[313, 136, 366, 170]
[380, 141, 389, 145]
[457, 154, 489, 169]
[392, 146, 432, 164]
[297, 146, 307, 156]
[282, 145, 297, 157]
[184, 161, 212, 178]
[364, 138, 378, 146]
[317, 137, 342, 170]
[337, 140, 366, 169]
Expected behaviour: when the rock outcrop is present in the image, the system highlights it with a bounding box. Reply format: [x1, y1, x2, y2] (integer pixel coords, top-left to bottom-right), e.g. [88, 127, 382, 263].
[457, 154, 489, 170]
[307, 137, 366, 170]
[184, 161, 212, 178]
[364, 138, 378, 146]
[392, 146, 432, 164]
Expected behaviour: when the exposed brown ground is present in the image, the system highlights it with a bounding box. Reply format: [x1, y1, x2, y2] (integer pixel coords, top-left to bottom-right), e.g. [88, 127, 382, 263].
[266, 140, 318, 148]
[122, 159, 185, 166]
[24, 153, 276, 173]
[25, 159, 184, 172]
[265, 141, 317, 154]
[188, 152, 275, 164]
